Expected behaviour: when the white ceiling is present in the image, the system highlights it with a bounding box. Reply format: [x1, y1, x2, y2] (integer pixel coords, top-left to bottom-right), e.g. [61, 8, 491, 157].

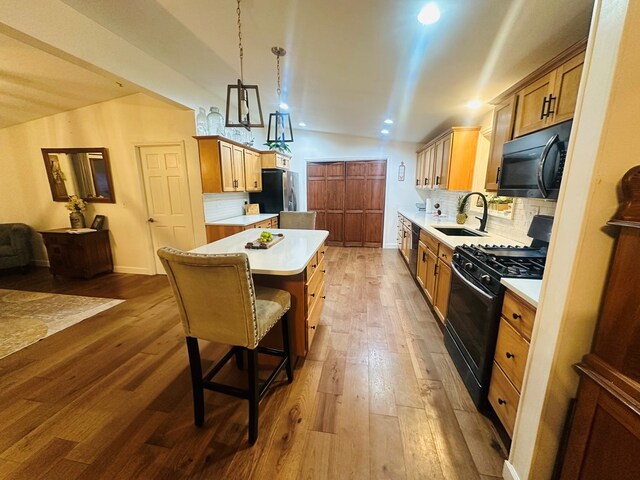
[3, 0, 594, 142]
[0, 32, 138, 129]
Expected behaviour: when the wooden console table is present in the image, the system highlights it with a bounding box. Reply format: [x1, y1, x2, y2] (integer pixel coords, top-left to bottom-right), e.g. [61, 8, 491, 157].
[41, 229, 113, 279]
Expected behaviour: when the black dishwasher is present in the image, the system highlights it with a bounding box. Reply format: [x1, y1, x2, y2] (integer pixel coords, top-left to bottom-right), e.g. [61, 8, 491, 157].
[409, 222, 420, 278]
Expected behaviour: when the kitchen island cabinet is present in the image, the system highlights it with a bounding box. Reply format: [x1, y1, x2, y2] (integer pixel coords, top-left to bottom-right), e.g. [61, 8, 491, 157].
[191, 228, 328, 359]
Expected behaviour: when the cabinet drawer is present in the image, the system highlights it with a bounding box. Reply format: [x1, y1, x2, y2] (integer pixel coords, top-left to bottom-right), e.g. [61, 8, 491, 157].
[254, 219, 272, 229]
[438, 244, 453, 266]
[502, 291, 536, 340]
[317, 243, 326, 264]
[488, 362, 520, 438]
[306, 282, 325, 350]
[306, 258, 325, 310]
[494, 318, 530, 392]
[270, 217, 278, 228]
[423, 231, 439, 255]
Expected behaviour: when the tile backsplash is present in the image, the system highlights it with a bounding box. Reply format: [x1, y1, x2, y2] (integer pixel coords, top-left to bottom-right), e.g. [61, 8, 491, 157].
[422, 190, 557, 244]
[202, 192, 249, 222]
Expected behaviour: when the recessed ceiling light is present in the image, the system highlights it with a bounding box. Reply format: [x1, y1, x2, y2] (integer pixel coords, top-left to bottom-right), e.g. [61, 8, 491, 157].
[298, 122, 307, 127]
[279, 102, 289, 110]
[381, 129, 390, 135]
[418, 3, 441, 25]
[466, 100, 482, 109]
[384, 118, 394, 125]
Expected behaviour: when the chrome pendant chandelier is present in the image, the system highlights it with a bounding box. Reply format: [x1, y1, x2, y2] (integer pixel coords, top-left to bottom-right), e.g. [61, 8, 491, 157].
[267, 46, 293, 143]
[225, 0, 264, 129]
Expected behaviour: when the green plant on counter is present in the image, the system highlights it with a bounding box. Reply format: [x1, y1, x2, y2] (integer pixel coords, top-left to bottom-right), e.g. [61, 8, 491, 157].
[487, 195, 514, 205]
[263, 140, 291, 154]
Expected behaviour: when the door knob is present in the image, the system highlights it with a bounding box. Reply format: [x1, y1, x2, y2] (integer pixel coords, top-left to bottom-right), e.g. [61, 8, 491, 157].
[148, 218, 155, 223]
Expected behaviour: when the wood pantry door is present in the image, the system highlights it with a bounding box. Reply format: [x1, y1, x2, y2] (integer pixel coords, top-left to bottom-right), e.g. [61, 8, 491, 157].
[307, 162, 344, 246]
[345, 160, 386, 247]
[307, 160, 386, 247]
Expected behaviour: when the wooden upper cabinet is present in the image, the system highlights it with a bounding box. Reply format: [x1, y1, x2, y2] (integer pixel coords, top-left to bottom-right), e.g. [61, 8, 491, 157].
[513, 72, 555, 138]
[415, 150, 425, 188]
[231, 145, 245, 191]
[417, 127, 478, 192]
[219, 141, 236, 192]
[552, 51, 585, 124]
[513, 50, 585, 138]
[244, 149, 262, 192]
[195, 136, 262, 193]
[261, 151, 291, 170]
[485, 96, 516, 191]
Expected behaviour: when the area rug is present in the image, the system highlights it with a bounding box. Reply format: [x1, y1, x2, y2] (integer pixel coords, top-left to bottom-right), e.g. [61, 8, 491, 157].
[0, 289, 124, 359]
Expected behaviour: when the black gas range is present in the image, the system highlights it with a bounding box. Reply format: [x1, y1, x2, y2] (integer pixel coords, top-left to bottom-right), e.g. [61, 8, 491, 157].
[443, 215, 553, 409]
[452, 244, 547, 294]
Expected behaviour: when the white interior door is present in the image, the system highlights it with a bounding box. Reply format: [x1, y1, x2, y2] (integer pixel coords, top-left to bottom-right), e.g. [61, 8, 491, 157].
[138, 144, 195, 273]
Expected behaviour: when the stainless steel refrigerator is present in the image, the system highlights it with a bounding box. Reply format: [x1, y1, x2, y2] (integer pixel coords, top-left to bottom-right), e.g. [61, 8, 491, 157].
[249, 169, 298, 213]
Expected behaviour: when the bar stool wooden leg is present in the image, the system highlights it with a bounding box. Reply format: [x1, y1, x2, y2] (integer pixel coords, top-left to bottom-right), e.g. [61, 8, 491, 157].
[247, 348, 259, 445]
[185, 337, 205, 427]
[281, 313, 294, 383]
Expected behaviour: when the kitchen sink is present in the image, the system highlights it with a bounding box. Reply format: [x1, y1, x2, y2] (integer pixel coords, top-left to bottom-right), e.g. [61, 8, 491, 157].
[433, 227, 486, 237]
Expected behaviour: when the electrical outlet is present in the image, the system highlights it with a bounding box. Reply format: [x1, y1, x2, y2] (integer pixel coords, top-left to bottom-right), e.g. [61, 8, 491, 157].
[525, 206, 539, 221]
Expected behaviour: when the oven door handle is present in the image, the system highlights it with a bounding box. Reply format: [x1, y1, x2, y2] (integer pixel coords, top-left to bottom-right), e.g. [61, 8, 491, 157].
[451, 262, 495, 301]
[537, 133, 559, 199]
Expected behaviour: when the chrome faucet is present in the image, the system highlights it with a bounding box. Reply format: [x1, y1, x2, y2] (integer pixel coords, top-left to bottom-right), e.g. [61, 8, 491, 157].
[461, 192, 488, 232]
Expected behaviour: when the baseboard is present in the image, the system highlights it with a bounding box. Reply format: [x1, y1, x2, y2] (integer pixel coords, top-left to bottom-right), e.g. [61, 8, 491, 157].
[113, 266, 154, 275]
[503, 461, 521, 480]
[383, 243, 399, 249]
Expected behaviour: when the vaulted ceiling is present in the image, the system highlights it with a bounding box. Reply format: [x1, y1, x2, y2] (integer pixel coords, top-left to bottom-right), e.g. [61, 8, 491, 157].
[1, 0, 594, 142]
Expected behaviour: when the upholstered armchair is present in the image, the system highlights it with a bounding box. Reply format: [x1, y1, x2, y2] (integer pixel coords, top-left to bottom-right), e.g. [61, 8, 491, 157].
[0, 224, 32, 271]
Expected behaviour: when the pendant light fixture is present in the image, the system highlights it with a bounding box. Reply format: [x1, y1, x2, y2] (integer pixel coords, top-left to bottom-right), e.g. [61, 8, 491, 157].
[225, 0, 264, 129]
[267, 46, 294, 143]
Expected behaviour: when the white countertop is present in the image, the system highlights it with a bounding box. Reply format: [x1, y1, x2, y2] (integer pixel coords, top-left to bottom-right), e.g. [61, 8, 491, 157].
[190, 228, 329, 275]
[206, 213, 278, 227]
[501, 278, 542, 308]
[397, 208, 523, 250]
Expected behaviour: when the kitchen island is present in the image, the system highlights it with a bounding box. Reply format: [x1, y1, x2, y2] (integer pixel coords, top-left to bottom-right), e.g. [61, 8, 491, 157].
[192, 228, 329, 359]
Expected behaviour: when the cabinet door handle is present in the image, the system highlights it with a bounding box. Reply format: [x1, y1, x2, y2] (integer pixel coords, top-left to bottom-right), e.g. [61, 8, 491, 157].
[434, 264, 438, 276]
[512, 312, 522, 320]
[321, 295, 326, 299]
[546, 94, 556, 117]
[495, 167, 501, 184]
[310, 325, 316, 330]
[540, 96, 549, 120]
[436, 175, 440, 185]
[416, 179, 419, 186]
[148, 218, 155, 223]
[498, 398, 507, 405]
[424, 177, 429, 185]
[506, 352, 515, 359]
[321, 269, 326, 273]
[422, 252, 426, 262]
[310, 293, 316, 298]
[254, 180, 258, 187]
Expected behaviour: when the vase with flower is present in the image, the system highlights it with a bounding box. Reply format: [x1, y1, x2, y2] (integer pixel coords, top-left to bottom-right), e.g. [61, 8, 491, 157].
[65, 195, 87, 228]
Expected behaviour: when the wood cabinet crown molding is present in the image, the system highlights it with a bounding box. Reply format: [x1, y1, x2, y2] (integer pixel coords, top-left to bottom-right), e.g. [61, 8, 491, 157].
[490, 38, 587, 106]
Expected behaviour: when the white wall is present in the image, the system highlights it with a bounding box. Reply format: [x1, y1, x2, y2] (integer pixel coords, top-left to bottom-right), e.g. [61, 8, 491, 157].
[287, 130, 423, 247]
[0, 93, 206, 274]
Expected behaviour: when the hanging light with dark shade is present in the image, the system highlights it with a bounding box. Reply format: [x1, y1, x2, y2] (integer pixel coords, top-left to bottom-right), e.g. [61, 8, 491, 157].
[225, 0, 264, 129]
[267, 47, 294, 143]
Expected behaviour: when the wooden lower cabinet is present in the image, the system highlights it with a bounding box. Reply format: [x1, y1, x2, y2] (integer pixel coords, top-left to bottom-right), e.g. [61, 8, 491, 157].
[41, 229, 113, 279]
[254, 242, 326, 359]
[488, 290, 536, 438]
[205, 216, 278, 242]
[433, 260, 451, 321]
[414, 228, 453, 325]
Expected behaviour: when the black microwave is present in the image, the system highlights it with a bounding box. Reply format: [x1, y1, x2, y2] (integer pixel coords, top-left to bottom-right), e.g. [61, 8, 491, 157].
[498, 120, 573, 199]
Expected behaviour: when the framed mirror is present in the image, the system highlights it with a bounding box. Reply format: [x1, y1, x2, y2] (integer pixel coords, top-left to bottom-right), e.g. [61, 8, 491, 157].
[42, 147, 116, 203]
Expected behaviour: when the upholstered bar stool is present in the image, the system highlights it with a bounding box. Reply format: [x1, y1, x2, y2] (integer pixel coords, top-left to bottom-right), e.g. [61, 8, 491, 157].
[279, 211, 317, 230]
[157, 247, 293, 445]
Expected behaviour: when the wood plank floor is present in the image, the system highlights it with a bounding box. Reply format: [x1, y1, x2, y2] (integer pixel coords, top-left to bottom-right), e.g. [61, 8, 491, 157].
[0, 248, 506, 479]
